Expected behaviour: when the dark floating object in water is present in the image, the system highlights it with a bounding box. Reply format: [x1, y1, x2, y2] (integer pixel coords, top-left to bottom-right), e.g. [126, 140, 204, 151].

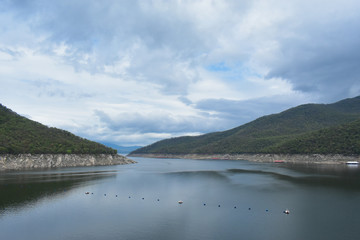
[129, 196, 131, 198]
[283, 209, 290, 214]
[85, 192, 90, 195]
[157, 199, 160, 201]
[116, 195, 118, 197]
[266, 209, 269, 212]
[234, 206, 237, 209]
[248, 208, 251, 210]
[218, 205, 221, 207]
[178, 200, 183, 204]
[91, 193, 93, 195]
[142, 198, 145, 200]
[104, 194, 106, 196]
[203, 203, 206, 206]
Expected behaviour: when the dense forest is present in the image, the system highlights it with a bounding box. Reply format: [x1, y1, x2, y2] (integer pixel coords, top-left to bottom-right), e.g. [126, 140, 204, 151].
[132, 96, 360, 155]
[267, 119, 360, 154]
[0, 104, 117, 154]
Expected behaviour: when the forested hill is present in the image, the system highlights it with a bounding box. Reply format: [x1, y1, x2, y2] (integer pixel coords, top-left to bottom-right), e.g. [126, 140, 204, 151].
[131, 96, 360, 155]
[267, 119, 360, 154]
[0, 104, 117, 154]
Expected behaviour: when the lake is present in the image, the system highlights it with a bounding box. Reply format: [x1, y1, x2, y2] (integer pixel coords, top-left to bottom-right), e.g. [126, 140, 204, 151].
[1, 157, 360, 240]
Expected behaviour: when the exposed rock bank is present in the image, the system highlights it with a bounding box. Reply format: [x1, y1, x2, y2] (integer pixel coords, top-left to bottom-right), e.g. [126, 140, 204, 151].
[129, 153, 360, 164]
[0, 154, 136, 170]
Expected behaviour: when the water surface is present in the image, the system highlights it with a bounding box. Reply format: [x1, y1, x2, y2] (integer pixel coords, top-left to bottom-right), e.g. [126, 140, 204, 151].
[1, 157, 359, 240]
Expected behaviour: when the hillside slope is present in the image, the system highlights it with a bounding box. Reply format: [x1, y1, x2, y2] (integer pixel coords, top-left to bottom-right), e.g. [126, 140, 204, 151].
[0, 104, 117, 154]
[267, 119, 360, 154]
[131, 96, 360, 155]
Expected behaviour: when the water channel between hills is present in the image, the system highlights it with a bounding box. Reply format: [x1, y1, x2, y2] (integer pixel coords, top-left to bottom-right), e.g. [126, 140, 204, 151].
[1, 157, 360, 240]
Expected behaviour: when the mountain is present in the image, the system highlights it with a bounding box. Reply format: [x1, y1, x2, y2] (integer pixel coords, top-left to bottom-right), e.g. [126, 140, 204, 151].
[0, 104, 117, 154]
[267, 119, 360, 154]
[100, 143, 142, 154]
[131, 96, 360, 155]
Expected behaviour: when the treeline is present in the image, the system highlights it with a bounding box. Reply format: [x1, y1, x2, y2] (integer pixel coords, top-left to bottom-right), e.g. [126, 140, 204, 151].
[132, 96, 360, 155]
[0, 104, 117, 154]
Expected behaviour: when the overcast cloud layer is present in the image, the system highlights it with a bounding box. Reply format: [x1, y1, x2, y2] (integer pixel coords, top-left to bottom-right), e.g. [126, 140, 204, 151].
[1, 0, 360, 146]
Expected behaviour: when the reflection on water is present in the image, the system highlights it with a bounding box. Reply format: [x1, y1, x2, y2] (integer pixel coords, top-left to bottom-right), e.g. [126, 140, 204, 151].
[0, 158, 360, 240]
[0, 168, 117, 211]
[228, 166, 360, 191]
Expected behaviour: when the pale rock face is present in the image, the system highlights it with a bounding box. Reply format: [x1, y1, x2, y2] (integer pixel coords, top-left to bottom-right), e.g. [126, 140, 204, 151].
[129, 153, 359, 164]
[0, 154, 136, 170]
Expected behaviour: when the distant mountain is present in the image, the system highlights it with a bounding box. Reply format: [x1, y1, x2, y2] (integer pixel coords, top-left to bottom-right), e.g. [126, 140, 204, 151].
[0, 104, 117, 154]
[131, 96, 360, 155]
[100, 143, 142, 154]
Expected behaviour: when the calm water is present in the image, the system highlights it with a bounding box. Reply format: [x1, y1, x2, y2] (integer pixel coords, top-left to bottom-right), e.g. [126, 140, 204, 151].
[1, 157, 360, 240]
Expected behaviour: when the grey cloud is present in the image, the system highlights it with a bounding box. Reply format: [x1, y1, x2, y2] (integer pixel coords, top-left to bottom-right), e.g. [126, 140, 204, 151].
[6, 0, 204, 58]
[95, 96, 296, 138]
[126, 47, 200, 95]
[24, 79, 95, 100]
[0, 47, 22, 58]
[4, 0, 205, 94]
[4, 0, 360, 101]
[3, 0, 360, 147]
[178, 96, 193, 106]
[94, 109, 224, 134]
[195, 96, 300, 126]
[265, 3, 360, 102]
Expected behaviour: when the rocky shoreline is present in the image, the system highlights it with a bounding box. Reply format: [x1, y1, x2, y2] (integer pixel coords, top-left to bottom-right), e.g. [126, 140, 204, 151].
[0, 154, 136, 170]
[129, 153, 360, 165]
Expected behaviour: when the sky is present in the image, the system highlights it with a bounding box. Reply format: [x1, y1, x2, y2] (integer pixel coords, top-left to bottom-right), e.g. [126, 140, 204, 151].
[1, 0, 360, 147]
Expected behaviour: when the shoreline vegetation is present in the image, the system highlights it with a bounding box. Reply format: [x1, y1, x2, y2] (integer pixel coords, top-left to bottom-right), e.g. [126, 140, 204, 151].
[129, 153, 360, 165]
[0, 153, 136, 171]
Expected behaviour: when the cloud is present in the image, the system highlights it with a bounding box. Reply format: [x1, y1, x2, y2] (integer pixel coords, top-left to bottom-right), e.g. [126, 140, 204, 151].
[2, 0, 205, 94]
[88, 108, 231, 146]
[1, 0, 360, 146]
[93, 109, 225, 134]
[257, 1, 360, 101]
[0, 47, 22, 59]
[195, 94, 307, 126]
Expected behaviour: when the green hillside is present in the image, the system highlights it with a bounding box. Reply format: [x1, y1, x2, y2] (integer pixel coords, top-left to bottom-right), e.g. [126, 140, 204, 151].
[131, 96, 360, 155]
[267, 119, 360, 154]
[0, 104, 117, 154]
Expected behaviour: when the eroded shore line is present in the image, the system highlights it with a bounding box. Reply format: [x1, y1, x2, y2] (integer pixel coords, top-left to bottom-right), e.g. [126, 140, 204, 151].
[0, 154, 136, 170]
[129, 153, 360, 165]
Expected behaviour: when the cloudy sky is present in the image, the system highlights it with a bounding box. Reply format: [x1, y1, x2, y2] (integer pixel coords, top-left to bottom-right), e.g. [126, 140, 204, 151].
[1, 0, 360, 147]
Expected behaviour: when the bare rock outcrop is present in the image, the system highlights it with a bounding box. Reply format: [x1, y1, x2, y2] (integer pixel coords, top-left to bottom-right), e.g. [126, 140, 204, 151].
[129, 153, 360, 164]
[0, 154, 136, 170]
